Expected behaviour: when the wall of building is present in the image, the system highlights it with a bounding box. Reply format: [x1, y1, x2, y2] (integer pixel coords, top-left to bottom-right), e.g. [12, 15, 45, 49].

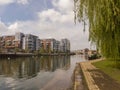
[0, 32, 70, 53]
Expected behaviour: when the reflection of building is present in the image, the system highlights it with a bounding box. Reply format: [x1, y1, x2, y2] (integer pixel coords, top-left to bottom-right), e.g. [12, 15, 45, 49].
[0, 56, 70, 79]
[52, 56, 70, 71]
[0, 57, 40, 78]
[40, 56, 70, 71]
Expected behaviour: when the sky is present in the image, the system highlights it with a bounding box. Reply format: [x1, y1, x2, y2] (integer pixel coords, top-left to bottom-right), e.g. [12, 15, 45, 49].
[0, 0, 91, 50]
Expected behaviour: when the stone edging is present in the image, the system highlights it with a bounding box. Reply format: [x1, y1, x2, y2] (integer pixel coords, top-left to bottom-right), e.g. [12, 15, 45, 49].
[80, 59, 102, 90]
[73, 63, 82, 90]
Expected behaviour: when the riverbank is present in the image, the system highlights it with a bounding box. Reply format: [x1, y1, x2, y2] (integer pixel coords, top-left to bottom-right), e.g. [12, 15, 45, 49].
[0, 53, 34, 58]
[0, 52, 75, 58]
[79, 59, 120, 90]
[72, 63, 88, 90]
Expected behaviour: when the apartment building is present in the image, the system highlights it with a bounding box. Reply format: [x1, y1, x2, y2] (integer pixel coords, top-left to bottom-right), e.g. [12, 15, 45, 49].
[60, 39, 70, 53]
[40, 39, 70, 53]
[36, 39, 41, 51]
[40, 39, 56, 53]
[0, 32, 70, 53]
[15, 32, 24, 49]
[0, 35, 15, 49]
[0, 36, 21, 52]
[54, 40, 60, 52]
[0, 32, 25, 52]
[22, 34, 38, 52]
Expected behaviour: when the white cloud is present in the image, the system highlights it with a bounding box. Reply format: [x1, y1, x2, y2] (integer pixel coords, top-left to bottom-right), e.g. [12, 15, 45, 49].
[0, 0, 14, 5]
[52, 0, 73, 13]
[17, 0, 29, 5]
[38, 9, 61, 22]
[0, 21, 8, 35]
[0, 0, 90, 50]
[7, 22, 21, 34]
[38, 9, 73, 24]
[0, 0, 29, 5]
[8, 22, 18, 30]
[0, 22, 20, 35]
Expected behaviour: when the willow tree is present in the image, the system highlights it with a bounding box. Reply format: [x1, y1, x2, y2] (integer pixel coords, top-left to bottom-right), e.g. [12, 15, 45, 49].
[74, 0, 120, 61]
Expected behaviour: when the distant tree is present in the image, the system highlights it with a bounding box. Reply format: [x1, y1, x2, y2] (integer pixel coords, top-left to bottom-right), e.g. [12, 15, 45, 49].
[15, 48, 19, 53]
[34, 50, 39, 54]
[46, 46, 51, 53]
[25, 48, 30, 53]
[39, 47, 46, 53]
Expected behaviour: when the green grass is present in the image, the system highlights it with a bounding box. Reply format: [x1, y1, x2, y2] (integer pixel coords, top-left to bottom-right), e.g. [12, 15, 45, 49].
[92, 59, 120, 83]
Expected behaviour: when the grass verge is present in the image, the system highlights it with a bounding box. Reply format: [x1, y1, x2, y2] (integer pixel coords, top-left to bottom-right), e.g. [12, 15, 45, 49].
[92, 59, 120, 83]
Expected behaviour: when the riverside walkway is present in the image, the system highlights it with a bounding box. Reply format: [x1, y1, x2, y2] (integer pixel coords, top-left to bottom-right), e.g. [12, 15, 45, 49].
[79, 59, 120, 90]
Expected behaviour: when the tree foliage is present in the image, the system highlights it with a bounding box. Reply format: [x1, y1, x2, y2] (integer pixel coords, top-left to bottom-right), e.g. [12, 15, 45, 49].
[74, 0, 120, 59]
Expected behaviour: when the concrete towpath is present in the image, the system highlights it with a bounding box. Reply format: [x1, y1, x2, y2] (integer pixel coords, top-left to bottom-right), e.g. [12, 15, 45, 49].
[80, 59, 120, 90]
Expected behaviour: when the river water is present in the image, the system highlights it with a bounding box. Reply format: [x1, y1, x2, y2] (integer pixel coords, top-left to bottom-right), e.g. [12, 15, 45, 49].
[0, 55, 86, 90]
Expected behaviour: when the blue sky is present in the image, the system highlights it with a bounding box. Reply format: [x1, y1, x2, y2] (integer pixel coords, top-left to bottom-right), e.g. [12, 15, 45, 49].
[0, 0, 91, 50]
[0, 0, 52, 22]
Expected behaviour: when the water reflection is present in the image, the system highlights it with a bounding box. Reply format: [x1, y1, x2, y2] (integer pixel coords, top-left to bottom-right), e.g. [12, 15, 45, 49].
[0, 56, 70, 79]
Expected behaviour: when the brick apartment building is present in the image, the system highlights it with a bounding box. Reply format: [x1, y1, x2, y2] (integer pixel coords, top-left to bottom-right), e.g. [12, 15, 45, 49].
[0, 32, 70, 53]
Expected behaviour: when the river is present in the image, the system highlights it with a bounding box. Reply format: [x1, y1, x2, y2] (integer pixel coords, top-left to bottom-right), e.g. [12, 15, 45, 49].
[0, 55, 86, 90]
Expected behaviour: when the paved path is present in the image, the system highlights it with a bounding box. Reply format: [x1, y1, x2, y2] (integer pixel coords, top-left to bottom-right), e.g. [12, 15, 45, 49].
[80, 59, 120, 90]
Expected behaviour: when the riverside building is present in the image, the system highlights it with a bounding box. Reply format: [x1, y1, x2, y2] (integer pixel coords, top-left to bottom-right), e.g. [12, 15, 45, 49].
[22, 34, 38, 52]
[60, 39, 70, 53]
[0, 32, 70, 53]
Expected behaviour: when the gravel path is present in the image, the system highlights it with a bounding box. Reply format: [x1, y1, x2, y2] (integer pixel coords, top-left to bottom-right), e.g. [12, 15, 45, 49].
[80, 59, 120, 90]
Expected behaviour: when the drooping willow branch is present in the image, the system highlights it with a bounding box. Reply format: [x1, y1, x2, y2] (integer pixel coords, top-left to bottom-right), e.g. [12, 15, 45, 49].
[74, 0, 120, 59]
